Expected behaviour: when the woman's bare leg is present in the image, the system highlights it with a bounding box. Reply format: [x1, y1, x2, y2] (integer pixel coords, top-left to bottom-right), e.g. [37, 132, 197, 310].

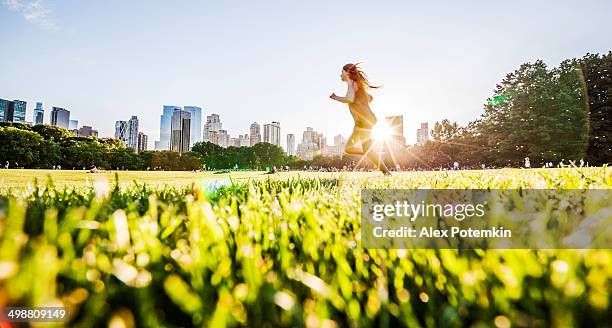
[343, 128, 365, 156]
[361, 131, 391, 175]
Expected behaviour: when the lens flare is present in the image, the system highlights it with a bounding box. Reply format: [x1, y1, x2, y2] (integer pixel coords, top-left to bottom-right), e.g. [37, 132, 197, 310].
[371, 122, 392, 141]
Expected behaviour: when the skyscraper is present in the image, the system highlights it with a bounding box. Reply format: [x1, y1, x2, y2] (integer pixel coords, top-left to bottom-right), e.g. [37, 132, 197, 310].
[217, 129, 230, 148]
[286, 134, 295, 156]
[50, 107, 70, 129]
[297, 127, 325, 160]
[0, 99, 27, 123]
[69, 119, 79, 130]
[416, 122, 430, 146]
[239, 134, 250, 147]
[183, 106, 202, 147]
[156, 105, 179, 150]
[263, 121, 281, 147]
[137, 132, 148, 153]
[385, 115, 406, 145]
[34, 102, 44, 125]
[203, 114, 222, 142]
[127, 116, 139, 150]
[12, 100, 26, 123]
[171, 109, 191, 154]
[0, 99, 9, 122]
[115, 121, 128, 144]
[250, 122, 261, 146]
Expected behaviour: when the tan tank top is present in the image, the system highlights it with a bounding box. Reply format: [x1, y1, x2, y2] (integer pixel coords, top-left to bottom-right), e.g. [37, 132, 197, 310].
[349, 84, 377, 128]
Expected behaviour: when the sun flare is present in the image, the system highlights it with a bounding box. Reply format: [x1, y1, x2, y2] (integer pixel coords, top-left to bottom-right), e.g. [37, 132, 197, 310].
[371, 122, 392, 141]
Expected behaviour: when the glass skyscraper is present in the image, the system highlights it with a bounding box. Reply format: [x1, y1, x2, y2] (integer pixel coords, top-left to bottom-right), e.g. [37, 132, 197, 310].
[11, 100, 26, 123]
[0, 99, 27, 123]
[114, 120, 128, 144]
[34, 102, 44, 125]
[183, 106, 202, 148]
[127, 116, 139, 150]
[156, 105, 180, 150]
[0, 99, 9, 122]
[170, 109, 191, 154]
[50, 107, 70, 129]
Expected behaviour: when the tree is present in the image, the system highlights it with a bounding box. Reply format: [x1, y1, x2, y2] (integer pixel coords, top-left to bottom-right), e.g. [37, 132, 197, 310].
[579, 52, 612, 165]
[31, 125, 72, 141]
[476, 59, 588, 166]
[62, 140, 107, 169]
[191, 142, 223, 158]
[431, 119, 461, 143]
[107, 148, 143, 170]
[180, 152, 203, 170]
[0, 122, 32, 130]
[37, 140, 62, 169]
[252, 142, 287, 168]
[151, 151, 182, 170]
[0, 127, 43, 168]
[138, 151, 156, 170]
[100, 138, 127, 151]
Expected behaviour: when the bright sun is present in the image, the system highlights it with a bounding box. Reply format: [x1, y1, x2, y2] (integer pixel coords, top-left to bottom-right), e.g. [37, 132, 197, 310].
[371, 122, 392, 141]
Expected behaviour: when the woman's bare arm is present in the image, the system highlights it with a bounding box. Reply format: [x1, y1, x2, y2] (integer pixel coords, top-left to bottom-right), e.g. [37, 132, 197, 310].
[330, 81, 356, 104]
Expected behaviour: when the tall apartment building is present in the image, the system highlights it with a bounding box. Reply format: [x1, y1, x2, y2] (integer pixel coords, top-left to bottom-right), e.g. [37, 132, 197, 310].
[203, 114, 222, 143]
[385, 115, 406, 145]
[137, 132, 148, 153]
[263, 121, 281, 147]
[297, 127, 325, 160]
[115, 121, 128, 144]
[127, 116, 139, 150]
[286, 134, 295, 156]
[416, 122, 430, 146]
[249, 122, 261, 146]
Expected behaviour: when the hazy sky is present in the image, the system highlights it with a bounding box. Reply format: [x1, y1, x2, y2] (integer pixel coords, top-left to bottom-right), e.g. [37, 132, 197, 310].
[1, 0, 611, 146]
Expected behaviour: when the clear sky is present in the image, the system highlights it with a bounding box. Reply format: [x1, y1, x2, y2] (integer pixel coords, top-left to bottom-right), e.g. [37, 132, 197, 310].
[1, 0, 611, 146]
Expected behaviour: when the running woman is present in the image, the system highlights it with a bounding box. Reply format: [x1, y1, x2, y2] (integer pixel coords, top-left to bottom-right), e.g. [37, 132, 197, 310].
[330, 63, 391, 175]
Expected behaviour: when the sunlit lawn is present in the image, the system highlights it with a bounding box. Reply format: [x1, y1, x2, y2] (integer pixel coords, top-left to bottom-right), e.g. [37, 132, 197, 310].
[2, 167, 610, 191]
[0, 166, 609, 326]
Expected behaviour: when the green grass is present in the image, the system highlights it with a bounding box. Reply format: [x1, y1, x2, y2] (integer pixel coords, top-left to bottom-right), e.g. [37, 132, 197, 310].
[0, 167, 610, 327]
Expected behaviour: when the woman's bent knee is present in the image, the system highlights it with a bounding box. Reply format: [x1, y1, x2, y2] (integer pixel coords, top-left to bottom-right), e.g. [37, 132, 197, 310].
[344, 147, 363, 155]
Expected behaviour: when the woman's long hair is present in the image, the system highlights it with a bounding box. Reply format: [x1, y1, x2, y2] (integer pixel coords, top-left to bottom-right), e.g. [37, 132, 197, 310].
[343, 63, 380, 89]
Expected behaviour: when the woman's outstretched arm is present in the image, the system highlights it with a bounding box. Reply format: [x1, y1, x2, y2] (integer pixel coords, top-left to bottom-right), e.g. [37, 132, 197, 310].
[330, 81, 356, 104]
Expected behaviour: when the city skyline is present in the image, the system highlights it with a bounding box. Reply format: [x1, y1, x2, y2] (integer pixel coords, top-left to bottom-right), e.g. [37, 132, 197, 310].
[2, 97, 432, 153]
[3, 1, 610, 146]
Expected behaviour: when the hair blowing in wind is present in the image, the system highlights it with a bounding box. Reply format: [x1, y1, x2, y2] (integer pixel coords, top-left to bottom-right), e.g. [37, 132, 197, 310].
[342, 63, 381, 89]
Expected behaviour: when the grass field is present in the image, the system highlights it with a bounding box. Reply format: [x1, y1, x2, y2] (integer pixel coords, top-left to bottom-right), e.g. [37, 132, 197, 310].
[2, 167, 611, 190]
[0, 167, 610, 327]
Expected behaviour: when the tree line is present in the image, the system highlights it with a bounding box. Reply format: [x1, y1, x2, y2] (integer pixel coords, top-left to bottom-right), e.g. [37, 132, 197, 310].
[0, 123, 200, 170]
[402, 52, 610, 169]
[0, 122, 297, 171]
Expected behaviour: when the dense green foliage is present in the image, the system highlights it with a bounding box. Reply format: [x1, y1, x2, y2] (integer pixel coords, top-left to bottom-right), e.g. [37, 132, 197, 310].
[0, 168, 610, 327]
[0, 124, 201, 170]
[191, 142, 291, 170]
[409, 53, 611, 169]
[580, 53, 612, 165]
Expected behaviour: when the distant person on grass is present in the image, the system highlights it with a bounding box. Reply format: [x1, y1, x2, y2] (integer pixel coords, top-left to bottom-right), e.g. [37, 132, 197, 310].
[330, 63, 391, 176]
